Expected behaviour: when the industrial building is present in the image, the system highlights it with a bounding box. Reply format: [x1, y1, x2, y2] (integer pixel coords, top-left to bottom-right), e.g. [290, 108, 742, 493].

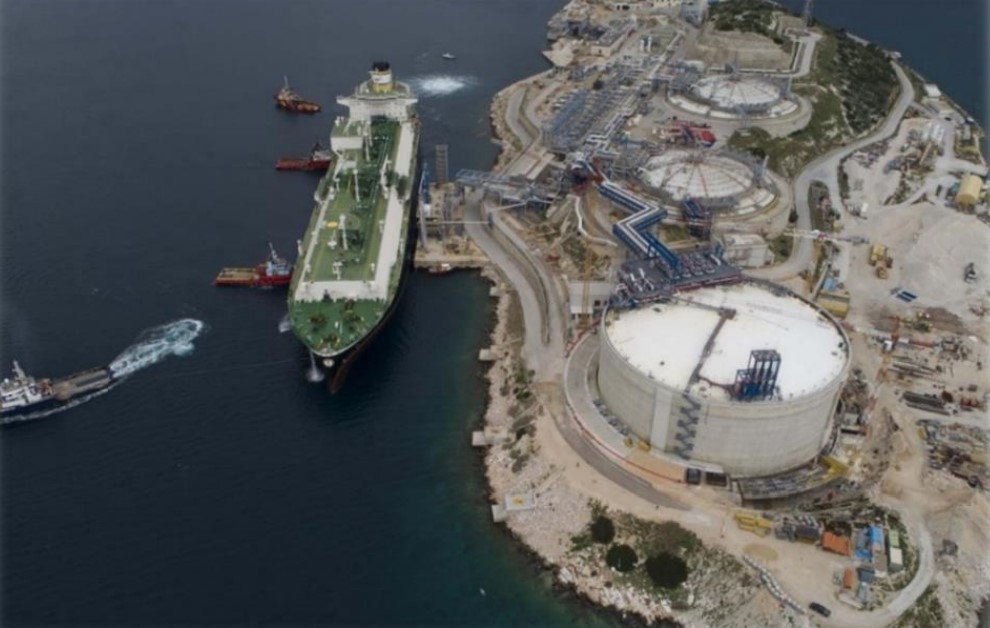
[955, 174, 984, 208]
[668, 71, 799, 120]
[638, 147, 778, 214]
[597, 280, 850, 477]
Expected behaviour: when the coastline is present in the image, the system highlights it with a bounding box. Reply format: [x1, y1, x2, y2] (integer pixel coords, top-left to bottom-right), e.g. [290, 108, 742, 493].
[470, 77, 797, 626]
[458, 1, 989, 626]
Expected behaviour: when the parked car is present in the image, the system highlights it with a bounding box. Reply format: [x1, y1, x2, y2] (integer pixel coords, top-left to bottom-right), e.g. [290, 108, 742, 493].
[809, 602, 831, 617]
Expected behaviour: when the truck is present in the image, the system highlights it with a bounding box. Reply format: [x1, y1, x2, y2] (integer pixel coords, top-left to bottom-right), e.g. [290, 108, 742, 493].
[869, 244, 887, 266]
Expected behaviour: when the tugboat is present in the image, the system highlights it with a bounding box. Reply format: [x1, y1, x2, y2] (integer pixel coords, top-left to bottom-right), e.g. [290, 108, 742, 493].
[274, 76, 321, 113]
[275, 141, 335, 172]
[1, 360, 115, 421]
[1, 362, 56, 417]
[214, 243, 293, 287]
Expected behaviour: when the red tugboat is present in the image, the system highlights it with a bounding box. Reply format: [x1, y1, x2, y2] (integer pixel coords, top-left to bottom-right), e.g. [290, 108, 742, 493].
[214, 244, 293, 287]
[274, 76, 321, 114]
[275, 141, 334, 172]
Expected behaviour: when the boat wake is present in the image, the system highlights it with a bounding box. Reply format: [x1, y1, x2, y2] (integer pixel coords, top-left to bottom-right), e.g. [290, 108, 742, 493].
[408, 74, 476, 97]
[109, 318, 206, 378]
[3, 318, 206, 426]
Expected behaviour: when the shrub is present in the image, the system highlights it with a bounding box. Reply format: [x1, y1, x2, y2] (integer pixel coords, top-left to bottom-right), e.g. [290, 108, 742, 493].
[590, 516, 616, 544]
[605, 544, 638, 572]
[645, 553, 689, 589]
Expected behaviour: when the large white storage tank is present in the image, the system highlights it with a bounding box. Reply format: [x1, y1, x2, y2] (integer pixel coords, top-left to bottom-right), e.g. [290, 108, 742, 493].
[597, 280, 850, 477]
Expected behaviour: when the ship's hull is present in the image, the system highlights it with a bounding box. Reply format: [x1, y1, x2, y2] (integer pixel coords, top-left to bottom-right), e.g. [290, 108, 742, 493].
[317, 157, 421, 393]
[275, 98, 321, 114]
[275, 158, 332, 172]
[2, 367, 116, 423]
[214, 273, 291, 287]
[215, 262, 292, 287]
[1, 395, 61, 421]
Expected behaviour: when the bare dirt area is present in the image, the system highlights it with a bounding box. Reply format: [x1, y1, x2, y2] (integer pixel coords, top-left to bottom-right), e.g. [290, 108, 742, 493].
[842, 202, 990, 334]
[688, 28, 791, 71]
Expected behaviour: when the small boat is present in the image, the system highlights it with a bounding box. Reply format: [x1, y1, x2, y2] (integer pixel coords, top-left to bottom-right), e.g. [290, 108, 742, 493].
[441, 52, 456, 60]
[274, 76, 321, 114]
[214, 243, 293, 288]
[428, 263, 453, 275]
[276, 140, 335, 172]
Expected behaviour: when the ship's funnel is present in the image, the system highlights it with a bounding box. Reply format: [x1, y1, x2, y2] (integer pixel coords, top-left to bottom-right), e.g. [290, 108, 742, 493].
[370, 61, 394, 94]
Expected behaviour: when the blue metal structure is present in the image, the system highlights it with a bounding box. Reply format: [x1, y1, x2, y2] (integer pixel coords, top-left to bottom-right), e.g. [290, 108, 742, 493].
[733, 350, 781, 401]
[681, 197, 713, 240]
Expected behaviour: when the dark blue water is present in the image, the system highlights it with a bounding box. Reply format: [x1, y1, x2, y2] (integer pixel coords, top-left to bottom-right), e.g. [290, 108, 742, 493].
[0, 0, 621, 625]
[2, 0, 986, 625]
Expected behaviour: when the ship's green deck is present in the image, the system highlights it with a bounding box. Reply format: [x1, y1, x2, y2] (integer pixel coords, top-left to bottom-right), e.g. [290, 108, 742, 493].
[298, 118, 399, 283]
[288, 115, 416, 356]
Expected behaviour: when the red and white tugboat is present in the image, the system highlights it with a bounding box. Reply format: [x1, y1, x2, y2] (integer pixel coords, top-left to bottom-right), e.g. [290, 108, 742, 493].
[214, 243, 293, 287]
[275, 141, 335, 172]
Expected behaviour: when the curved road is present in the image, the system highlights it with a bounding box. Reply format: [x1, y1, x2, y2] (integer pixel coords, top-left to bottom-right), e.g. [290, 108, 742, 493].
[749, 62, 914, 281]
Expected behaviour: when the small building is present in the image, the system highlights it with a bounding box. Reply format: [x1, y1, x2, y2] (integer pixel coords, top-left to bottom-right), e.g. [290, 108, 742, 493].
[822, 531, 852, 556]
[842, 567, 857, 590]
[721, 233, 771, 268]
[568, 281, 615, 320]
[889, 546, 904, 573]
[887, 528, 901, 550]
[956, 174, 984, 208]
[589, 19, 634, 57]
[857, 565, 876, 583]
[817, 290, 851, 320]
[922, 84, 942, 100]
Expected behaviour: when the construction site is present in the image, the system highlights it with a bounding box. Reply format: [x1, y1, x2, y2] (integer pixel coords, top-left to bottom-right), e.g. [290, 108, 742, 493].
[412, 0, 989, 625]
[668, 69, 801, 121]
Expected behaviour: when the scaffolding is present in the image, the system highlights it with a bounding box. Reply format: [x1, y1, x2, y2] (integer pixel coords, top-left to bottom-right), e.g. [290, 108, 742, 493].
[435, 144, 449, 186]
[733, 350, 782, 401]
[544, 75, 635, 154]
[454, 169, 556, 209]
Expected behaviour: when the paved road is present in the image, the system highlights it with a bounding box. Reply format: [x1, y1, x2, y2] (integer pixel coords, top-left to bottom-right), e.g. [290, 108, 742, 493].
[749, 62, 915, 282]
[560, 334, 691, 510]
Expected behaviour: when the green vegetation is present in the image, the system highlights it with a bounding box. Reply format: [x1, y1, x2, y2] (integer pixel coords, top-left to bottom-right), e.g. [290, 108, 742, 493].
[645, 553, 689, 589]
[831, 38, 899, 134]
[728, 28, 898, 176]
[590, 516, 616, 544]
[892, 584, 945, 628]
[605, 544, 638, 572]
[727, 86, 845, 177]
[709, 0, 782, 42]
[658, 224, 689, 242]
[770, 233, 793, 262]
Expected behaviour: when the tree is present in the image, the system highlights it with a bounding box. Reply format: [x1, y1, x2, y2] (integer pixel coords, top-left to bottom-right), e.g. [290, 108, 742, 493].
[645, 553, 689, 589]
[590, 516, 615, 544]
[605, 544, 637, 572]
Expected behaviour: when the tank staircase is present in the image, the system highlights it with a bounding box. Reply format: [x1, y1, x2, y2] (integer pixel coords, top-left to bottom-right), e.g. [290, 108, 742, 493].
[672, 394, 702, 459]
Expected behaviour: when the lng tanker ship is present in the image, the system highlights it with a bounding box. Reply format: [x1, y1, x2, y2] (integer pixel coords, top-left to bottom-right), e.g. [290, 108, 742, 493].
[288, 62, 419, 391]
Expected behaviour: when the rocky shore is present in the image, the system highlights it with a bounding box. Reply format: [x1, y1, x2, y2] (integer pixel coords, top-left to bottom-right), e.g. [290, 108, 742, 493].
[473, 259, 798, 627]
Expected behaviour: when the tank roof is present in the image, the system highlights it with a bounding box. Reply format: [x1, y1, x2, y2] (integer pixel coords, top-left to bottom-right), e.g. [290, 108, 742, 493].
[604, 282, 848, 401]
